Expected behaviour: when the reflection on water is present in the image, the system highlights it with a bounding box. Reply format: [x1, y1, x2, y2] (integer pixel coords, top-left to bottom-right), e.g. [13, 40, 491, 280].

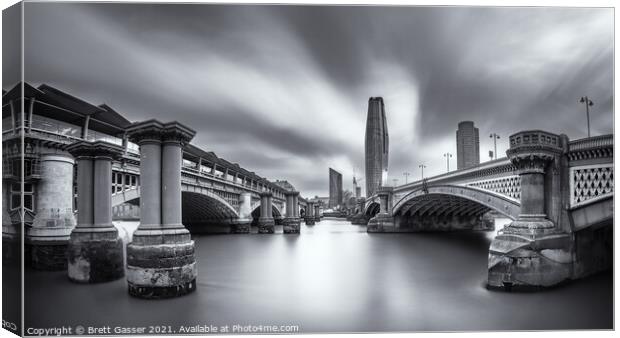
[25, 219, 612, 332]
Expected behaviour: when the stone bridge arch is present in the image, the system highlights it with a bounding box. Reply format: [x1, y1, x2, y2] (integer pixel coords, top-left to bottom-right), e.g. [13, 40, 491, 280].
[393, 184, 521, 220]
[111, 185, 242, 232]
[364, 201, 380, 219]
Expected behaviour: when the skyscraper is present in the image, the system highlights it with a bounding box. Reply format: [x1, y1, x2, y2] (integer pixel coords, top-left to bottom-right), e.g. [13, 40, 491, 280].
[328, 168, 343, 209]
[456, 121, 480, 170]
[365, 97, 389, 197]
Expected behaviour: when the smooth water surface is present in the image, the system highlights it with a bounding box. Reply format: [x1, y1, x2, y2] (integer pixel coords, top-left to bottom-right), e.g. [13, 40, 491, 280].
[24, 219, 612, 333]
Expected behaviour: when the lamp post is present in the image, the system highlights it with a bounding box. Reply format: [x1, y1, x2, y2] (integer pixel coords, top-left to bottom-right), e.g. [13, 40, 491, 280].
[489, 133, 500, 160]
[403, 172, 410, 184]
[579, 96, 594, 138]
[443, 153, 452, 172]
[418, 164, 426, 179]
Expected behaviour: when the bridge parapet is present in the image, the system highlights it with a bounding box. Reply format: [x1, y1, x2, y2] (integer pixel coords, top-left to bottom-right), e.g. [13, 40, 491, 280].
[566, 134, 613, 209]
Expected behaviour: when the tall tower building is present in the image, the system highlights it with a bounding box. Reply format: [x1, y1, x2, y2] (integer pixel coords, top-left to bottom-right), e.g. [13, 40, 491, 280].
[328, 168, 343, 209]
[365, 97, 389, 197]
[456, 121, 480, 170]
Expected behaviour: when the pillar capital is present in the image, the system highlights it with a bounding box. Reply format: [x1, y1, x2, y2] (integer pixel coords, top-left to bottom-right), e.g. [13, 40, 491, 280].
[506, 130, 563, 174]
[284, 190, 300, 197]
[66, 140, 124, 160]
[126, 119, 196, 146]
[376, 186, 393, 196]
[259, 191, 273, 198]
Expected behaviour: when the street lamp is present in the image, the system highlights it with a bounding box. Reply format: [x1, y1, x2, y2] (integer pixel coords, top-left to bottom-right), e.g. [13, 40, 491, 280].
[443, 153, 452, 172]
[418, 164, 426, 179]
[403, 172, 410, 184]
[579, 96, 594, 138]
[489, 133, 500, 160]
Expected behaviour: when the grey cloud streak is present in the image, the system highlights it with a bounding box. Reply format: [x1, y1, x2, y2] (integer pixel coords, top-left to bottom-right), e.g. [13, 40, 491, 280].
[11, 3, 614, 197]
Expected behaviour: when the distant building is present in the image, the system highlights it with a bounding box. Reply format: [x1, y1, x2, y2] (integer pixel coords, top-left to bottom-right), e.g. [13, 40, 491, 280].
[328, 168, 343, 209]
[365, 97, 389, 197]
[456, 121, 480, 170]
[355, 186, 361, 198]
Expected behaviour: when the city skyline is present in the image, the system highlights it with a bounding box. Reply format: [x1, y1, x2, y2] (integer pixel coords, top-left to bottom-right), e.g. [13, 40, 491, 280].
[3, 3, 613, 197]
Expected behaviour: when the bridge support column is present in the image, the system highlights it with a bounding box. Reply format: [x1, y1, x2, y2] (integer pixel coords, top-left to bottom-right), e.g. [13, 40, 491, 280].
[304, 202, 315, 225]
[314, 204, 321, 223]
[66, 141, 125, 283]
[258, 192, 275, 233]
[125, 120, 197, 299]
[350, 198, 369, 225]
[488, 131, 572, 290]
[232, 192, 252, 233]
[28, 154, 76, 270]
[283, 191, 300, 234]
[368, 187, 394, 232]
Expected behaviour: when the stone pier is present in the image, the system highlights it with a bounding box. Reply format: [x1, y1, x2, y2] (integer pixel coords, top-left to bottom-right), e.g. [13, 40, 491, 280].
[232, 192, 252, 233]
[367, 187, 395, 232]
[283, 191, 301, 234]
[28, 154, 76, 270]
[305, 202, 315, 225]
[125, 120, 197, 299]
[350, 198, 369, 225]
[314, 204, 321, 223]
[488, 131, 572, 289]
[257, 192, 275, 234]
[66, 141, 125, 283]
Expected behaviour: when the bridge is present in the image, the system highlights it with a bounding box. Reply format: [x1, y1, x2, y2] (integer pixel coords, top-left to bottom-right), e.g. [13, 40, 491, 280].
[2, 83, 316, 298]
[356, 131, 613, 290]
[108, 142, 310, 234]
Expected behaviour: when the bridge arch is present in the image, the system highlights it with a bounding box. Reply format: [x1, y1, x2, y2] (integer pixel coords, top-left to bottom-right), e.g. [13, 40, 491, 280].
[393, 184, 521, 220]
[365, 202, 380, 219]
[111, 186, 240, 225]
[250, 203, 283, 219]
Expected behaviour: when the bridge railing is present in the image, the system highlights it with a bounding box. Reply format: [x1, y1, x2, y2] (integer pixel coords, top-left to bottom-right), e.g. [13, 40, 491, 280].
[180, 166, 286, 200]
[394, 158, 515, 192]
[568, 134, 613, 152]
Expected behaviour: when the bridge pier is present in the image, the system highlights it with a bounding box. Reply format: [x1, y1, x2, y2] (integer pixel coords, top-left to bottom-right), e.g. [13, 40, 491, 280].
[66, 141, 125, 283]
[283, 191, 301, 234]
[314, 204, 321, 223]
[258, 192, 275, 233]
[488, 131, 573, 290]
[232, 192, 252, 234]
[304, 202, 315, 225]
[27, 154, 76, 270]
[125, 120, 197, 299]
[350, 198, 369, 225]
[367, 187, 395, 232]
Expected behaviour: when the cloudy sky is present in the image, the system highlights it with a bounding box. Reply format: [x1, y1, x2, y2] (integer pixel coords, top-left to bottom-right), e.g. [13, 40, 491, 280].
[4, 2, 614, 197]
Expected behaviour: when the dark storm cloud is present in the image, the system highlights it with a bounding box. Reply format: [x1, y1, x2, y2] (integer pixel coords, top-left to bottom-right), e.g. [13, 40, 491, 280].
[13, 2, 613, 197]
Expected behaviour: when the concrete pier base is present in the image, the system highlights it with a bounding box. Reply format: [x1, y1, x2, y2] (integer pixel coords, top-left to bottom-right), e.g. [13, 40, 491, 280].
[349, 213, 368, 225]
[27, 241, 70, 270]
[488, 226, 573, 290]
[367, 214, 395, 233]
[257, 218, 275, 234]
[126, 238, 197, 299]
[304, 217, 315, 226]
[67, 231, 124, 283]
[282, 217, 300, 234]
[231, 221, 251, 234]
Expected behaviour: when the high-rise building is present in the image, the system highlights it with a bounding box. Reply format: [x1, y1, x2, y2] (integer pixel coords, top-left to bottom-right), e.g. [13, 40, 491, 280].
[355, 186, 361, 199]
[456, 121, 480, 170]
[328, 168, 343, 209]
[365, 97, 389, 197]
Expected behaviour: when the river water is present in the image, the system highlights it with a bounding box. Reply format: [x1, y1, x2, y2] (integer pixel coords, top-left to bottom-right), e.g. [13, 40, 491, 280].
[24, 219, 612, 333]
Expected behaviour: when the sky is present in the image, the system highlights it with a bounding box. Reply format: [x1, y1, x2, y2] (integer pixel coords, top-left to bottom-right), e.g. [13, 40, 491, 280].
[3, 2, 614, 198]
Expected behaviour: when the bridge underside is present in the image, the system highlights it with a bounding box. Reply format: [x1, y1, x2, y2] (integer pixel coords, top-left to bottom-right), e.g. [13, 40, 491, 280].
[391, 194, 495, 232]
[182, 192, 241, 233]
